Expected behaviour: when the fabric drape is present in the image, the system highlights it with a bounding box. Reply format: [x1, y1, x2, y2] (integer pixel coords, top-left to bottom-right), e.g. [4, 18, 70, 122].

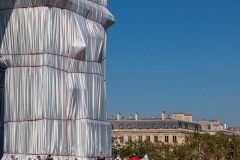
[0, 0, 114, 159]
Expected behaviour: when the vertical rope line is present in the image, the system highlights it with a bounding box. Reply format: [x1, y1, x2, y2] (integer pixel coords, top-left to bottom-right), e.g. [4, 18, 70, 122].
[65, 1, 71, 158]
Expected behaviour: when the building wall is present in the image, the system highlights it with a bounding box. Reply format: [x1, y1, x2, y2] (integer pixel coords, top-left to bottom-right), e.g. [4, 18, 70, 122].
[196, 120, 223, 132]
[184, 116, 192, 122]
[112, 129, 195, 144]
[172, 114, 184, 121]
[172, 113, 192, 122]
[233, 129, 240, 136]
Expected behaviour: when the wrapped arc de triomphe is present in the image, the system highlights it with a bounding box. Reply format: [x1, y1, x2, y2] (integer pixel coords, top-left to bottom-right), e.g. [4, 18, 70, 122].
[0, 0, 115, 159]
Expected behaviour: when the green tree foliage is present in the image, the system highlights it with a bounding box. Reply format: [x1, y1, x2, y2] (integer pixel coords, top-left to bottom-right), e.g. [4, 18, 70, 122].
[112, 132, 240, 160]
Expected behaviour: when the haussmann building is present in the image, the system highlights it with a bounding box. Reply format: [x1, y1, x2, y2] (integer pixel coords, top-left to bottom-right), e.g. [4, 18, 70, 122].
[108, 111, 202, 144]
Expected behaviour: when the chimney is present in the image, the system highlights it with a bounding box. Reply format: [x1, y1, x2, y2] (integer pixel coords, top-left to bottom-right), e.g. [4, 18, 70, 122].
[135, 112, 139, 121]
[117, 112, 121, 121]
[162, 111, 165, 120]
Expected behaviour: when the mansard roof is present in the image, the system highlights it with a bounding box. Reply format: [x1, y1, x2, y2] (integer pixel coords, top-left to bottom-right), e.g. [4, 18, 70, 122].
[108, 117, 201, 131]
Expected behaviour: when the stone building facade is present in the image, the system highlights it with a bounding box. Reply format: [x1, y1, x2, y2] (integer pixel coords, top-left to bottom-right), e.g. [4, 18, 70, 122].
[108, 112, 201, 144]
[169, 112, 193, 122]
[228, 127, 240, 137]
[194, 119, 231, 135]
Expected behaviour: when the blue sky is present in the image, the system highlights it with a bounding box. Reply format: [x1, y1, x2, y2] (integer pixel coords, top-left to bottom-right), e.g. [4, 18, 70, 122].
[105, 0, 240, 126]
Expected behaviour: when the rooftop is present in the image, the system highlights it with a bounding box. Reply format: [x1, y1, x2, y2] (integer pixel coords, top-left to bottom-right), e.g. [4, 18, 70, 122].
[108, 112, 201, 131]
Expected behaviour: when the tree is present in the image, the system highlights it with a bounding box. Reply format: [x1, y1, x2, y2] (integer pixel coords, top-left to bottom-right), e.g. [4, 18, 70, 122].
[112, 132, 240, 160]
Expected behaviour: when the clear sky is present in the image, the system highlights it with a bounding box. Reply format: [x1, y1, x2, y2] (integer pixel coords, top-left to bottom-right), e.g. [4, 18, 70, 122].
[105, 0, 240, 126]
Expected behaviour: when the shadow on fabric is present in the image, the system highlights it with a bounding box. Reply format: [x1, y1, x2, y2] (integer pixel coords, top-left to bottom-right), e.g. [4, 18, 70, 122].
[0, 4, 16, 158]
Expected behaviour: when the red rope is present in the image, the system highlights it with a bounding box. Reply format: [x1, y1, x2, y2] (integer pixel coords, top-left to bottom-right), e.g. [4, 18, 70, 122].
[87, 0, 106, 7]
[8, 65, 103, 76]
[4, 117, 107, 124]
[0, 52, 106, 63]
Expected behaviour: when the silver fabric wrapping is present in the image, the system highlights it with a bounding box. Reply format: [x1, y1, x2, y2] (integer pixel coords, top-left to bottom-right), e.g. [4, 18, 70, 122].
[0, 69, 4, 158]
[0, 0, 114, 159]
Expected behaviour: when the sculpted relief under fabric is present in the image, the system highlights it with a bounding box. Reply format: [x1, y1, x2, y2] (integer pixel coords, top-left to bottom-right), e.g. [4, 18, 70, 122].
[0, 0, 115, 159]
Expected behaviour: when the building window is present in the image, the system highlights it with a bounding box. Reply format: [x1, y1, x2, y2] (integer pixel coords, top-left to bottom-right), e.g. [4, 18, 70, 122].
[146, 136, 150, 141]
[173, 136, 177, 142]
[194, 126, 197, 131]
[198, 126, 201, 131]
[127, 125, 132, 129]
[154, 136, 158, 142]
[192, 125, 195, 130]
[165, 125, 168, 129]
[208, 125, 211, 130]
[139, 125, 142, 129]
[119, 124, 124, 129]
[165, 136, 169, 143]
[120, 136, 124, 143]
[191, 125, 194, 130]
[154, 125, 158, 129]
[173, 125, 177, 129]
[128, 136, 132, 142]
[182, 123, 185, 129]
[146, 125, 150, 129]
[138, 136, 142, 142]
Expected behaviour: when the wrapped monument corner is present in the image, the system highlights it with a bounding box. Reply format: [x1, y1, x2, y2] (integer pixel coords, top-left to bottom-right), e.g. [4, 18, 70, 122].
[0, 0, 115, 159]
